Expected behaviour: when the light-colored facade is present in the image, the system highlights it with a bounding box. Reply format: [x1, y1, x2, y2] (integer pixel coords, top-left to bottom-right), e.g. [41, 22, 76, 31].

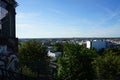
[48, 50, 61, 57]
[86, 40, 106, 50]
[86, 41, 91, 49]
[92, 40, 106, 50]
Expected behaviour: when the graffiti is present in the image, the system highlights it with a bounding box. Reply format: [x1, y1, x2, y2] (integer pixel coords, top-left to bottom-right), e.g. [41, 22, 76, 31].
[0, 0, 19, 78]
[0, 45, 7, 55]
[0, 38, 19, 79]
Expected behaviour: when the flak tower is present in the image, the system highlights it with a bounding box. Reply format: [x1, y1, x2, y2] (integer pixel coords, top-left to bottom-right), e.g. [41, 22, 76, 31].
[0, 0, 18, 53]
[0, 0, 19, 75]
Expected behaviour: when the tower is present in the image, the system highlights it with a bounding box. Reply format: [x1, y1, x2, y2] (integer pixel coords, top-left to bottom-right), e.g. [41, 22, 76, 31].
[0, 0, 18, 52]
[0, 0, 17, 38]
[0, 0, 19, 77]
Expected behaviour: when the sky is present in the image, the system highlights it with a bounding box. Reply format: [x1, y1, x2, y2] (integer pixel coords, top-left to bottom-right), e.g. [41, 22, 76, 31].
[16, 0, 120, 38]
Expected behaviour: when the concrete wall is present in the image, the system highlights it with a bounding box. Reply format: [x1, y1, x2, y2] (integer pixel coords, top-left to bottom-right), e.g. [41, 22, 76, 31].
[0, 0, 19, 76]
[0, 0, 16, 38]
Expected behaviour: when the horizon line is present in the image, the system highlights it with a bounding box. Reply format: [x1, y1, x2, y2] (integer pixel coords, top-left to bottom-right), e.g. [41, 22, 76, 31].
[18, 37, 120, 39]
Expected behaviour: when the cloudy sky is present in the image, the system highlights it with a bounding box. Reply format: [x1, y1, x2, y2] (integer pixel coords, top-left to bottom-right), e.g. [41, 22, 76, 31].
[16, 0, 120, 38]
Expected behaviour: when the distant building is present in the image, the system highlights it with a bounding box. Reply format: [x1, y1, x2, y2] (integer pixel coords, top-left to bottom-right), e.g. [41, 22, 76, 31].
[86, 41, 91, 49]
[86, 40, 106, 50]
[47, 46, 61, 58]
[48, 50, 61, 58]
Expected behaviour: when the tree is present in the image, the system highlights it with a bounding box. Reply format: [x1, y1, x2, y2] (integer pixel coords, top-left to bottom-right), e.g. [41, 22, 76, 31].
[93, 48, 120, 79]
[19, 40, 49, 76]
[55, 43, 97, 80]
[53, 43, 63, 52]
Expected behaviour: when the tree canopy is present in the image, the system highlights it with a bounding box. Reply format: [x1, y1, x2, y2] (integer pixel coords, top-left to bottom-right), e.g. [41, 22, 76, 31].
[18, 40, 49, 75]
[55, 43, 97, 80]
[54, 43, 120, 80]
[53, 43, 63, 52]
[93, 48, 120, 79]
[18, 41, 120, 79]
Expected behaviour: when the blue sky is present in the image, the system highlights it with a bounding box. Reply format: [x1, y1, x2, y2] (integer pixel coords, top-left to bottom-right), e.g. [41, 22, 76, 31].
[16, 0, 120, 38]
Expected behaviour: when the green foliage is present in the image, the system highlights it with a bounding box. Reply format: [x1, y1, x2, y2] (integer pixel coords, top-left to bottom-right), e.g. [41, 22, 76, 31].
[55, 43, 97, 80]
[54, 45, 120, 80]
[21, 66, 37, 77]
[19, 40, 47, 62]
[19, 40, 49, 75]
[19, 40, 120, 79]
[93, 48, 120, 80]
[53, 43, 63, 52]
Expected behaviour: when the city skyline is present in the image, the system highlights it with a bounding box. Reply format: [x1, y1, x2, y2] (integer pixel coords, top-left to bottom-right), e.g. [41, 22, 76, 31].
[16, 0, 120, 38]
